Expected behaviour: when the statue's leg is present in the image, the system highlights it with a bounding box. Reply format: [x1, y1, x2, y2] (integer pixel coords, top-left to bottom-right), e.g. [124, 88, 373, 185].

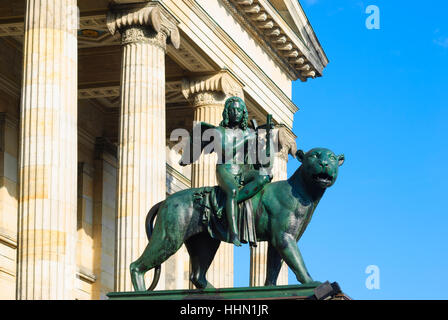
[264, 243, 283, 286]
[130, 227, 185, 291]
[130, 246, 154, 291]
[216, 167, 241, 246]
[185, 232, 220, 289]
[272, 234, 313, 284]
[237, 170, 270, 203]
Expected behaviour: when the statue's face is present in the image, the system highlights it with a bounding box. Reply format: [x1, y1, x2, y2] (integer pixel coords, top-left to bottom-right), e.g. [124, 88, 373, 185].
[297, 148, 345, 189]
[227, 101, 244, 125]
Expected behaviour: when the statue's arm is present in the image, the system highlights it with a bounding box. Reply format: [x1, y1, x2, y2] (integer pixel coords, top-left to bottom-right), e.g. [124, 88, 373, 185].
[179, 122, 217, 166]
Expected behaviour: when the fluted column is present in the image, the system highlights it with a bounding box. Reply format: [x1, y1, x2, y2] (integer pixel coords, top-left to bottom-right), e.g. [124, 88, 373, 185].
[190, 94, 224, 187]
[107, 3, 179, 292]
[17, 0, 78, 299]
[250, 126, 297, 286]
[182, 71, 244, 288]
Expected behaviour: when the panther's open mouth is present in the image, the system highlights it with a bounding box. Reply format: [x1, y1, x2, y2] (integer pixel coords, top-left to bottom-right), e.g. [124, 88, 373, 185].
[313, 172, 333, 185]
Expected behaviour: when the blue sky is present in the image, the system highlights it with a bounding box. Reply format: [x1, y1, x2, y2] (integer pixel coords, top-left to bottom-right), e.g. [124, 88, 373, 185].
[234, 0, 448, 299]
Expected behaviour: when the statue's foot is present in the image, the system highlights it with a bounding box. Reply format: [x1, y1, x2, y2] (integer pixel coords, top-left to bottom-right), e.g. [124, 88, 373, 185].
[130, 261, 147, 291]
[191, 276, 208, 289]
[230, 233, 242, 247]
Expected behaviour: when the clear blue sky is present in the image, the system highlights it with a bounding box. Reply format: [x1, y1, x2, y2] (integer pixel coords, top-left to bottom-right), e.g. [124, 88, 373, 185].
[234, 0, 448, 299]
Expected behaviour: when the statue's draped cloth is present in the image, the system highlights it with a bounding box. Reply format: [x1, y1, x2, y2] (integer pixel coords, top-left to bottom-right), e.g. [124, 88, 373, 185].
[192, 186, 258, 247]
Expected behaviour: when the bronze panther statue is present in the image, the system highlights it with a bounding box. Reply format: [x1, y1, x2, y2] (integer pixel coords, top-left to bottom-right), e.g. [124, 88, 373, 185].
[130, 147, 345, 291]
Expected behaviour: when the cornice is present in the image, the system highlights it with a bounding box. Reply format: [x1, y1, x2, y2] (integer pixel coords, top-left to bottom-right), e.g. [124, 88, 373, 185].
[283, 0, 329, 67]
[222, 0, 325, 81]
[182, 0, 298, 120]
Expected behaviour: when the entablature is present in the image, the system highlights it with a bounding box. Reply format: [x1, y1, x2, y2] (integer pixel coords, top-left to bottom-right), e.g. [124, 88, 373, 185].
[0, 0, 320, 129]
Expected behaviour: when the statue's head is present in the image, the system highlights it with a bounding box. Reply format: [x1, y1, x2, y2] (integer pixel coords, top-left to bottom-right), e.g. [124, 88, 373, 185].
[296, 148, 345, 189]
[220, 96, 248, 130]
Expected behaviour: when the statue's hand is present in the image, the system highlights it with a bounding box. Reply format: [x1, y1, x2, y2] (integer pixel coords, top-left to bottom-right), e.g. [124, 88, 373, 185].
[256, 123, 274, 131]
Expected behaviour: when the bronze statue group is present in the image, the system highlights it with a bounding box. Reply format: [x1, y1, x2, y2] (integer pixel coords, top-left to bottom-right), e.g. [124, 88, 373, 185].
[129, 97, 345, 291]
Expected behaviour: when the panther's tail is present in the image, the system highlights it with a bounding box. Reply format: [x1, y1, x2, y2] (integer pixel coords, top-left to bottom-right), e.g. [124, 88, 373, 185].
[144, 200, 164, 291]
[145, 201, 163, 240]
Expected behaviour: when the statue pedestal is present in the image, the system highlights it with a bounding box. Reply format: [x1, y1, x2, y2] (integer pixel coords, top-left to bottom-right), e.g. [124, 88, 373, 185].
[107, 281, 349, 300]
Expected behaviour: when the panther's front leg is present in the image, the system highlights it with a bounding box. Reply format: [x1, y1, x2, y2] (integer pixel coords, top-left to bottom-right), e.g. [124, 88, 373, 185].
[273, 233, 314, 284]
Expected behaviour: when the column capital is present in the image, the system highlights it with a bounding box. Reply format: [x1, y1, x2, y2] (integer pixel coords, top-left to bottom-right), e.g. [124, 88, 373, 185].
[275, 125, 297, 162]
[107, 2, 180, 49]
[181, 70, 245, 107]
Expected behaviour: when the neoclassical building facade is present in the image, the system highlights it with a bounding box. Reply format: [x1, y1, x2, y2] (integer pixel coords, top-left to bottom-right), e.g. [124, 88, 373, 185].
[0, 0, 327, 299]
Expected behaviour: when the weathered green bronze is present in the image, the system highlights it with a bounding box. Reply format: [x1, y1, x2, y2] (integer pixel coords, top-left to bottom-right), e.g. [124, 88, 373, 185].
[130, 138, 345, 291]
[180, 96, 273, 247]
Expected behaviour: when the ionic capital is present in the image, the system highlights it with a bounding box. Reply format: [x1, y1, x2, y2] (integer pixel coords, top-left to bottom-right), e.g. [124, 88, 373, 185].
[107, 2, 180, 49]
[191, 92, 225, 108]
[182, 71, 244, 107]
[120, 26, 168, 49]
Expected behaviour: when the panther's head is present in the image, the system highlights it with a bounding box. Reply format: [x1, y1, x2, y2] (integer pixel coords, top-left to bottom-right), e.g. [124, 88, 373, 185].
[296, 148, 345, 189]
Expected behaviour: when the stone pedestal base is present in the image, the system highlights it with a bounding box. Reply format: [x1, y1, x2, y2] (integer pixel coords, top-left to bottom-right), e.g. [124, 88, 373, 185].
[107, 282, 349, 300]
